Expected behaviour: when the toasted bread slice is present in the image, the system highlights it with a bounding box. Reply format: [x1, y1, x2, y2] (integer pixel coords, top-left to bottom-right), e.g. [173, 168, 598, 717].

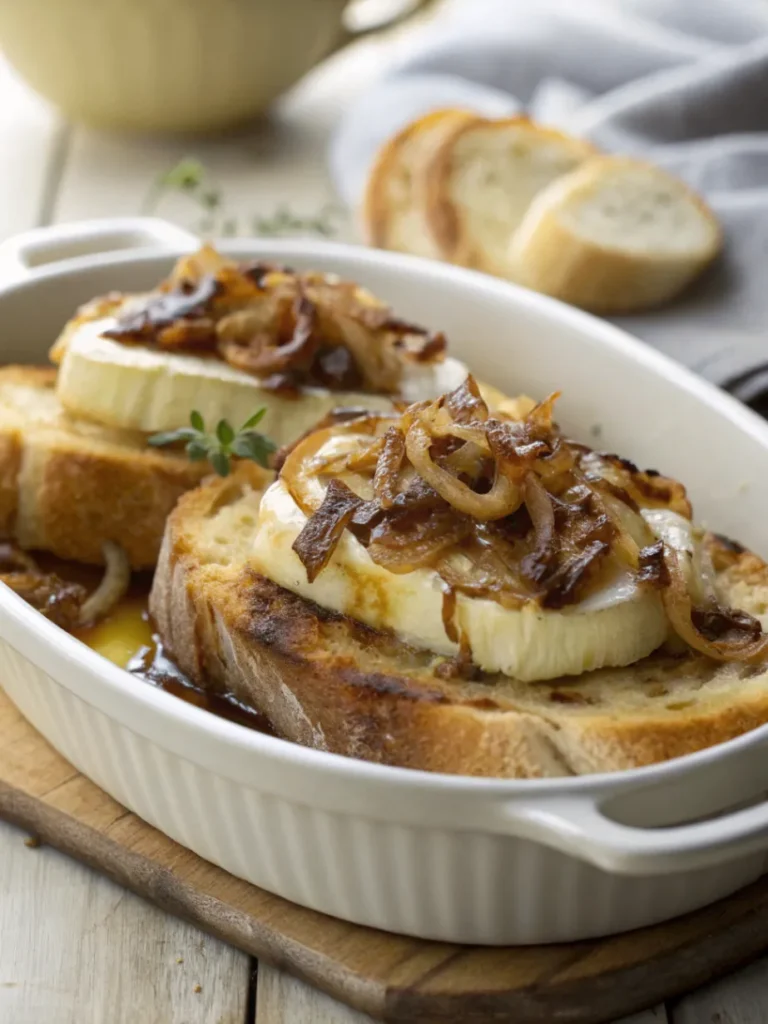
[150, 465, 768, 778]
[362, 108, 477, 258]
[0, 366, 207, 568]
[510, 156, 721, 312]
[425, 117, 595, 278]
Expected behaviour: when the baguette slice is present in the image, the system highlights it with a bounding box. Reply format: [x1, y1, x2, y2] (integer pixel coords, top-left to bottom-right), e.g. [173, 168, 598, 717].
[0, 366, 207, 568]
[362, 108, 477, 258]
[510, 156, 722, 312]
[150, 464, 768, 779]
[426, 117, 595, 277]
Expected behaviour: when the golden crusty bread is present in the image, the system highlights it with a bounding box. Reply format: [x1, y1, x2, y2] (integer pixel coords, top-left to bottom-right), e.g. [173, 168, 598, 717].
[150, 463, 768, 779]
[509, 156, 722, 313]
[0, 366, 207, 568]
[424, 116, 596, 278]
[362, 108, 476, 258]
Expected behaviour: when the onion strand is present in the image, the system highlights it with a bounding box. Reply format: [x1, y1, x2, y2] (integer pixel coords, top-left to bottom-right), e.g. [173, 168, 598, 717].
[78, 542, 131, 626]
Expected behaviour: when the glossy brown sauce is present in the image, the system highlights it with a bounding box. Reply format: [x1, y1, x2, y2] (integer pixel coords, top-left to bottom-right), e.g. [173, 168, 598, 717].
[35, 551, 276, 736]
[34, 551, 109, 589]
[441, 583, 458, 643]
[126, 631, 276, 736]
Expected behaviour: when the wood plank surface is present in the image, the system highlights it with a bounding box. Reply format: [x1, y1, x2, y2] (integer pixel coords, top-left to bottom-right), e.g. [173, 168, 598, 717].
[257, 966, 375, 1023]
[671, 955, 768, 1023]
[256, 967, 671, 1024]
[622, 1011, 668, 1024]
[0, 819, 251, 1024]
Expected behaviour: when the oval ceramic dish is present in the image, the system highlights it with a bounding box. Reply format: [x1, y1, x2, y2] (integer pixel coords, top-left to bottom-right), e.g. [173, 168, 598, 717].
[0, 218, 767, 946]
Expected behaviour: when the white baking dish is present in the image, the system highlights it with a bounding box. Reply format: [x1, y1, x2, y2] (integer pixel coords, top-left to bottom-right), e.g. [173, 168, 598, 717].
[1, 217, 768, 946]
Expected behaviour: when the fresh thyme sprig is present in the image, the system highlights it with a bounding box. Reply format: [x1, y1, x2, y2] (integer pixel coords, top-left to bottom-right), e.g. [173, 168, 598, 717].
[149, 408, 276, 477]
[143, 157, 345, 238]
[142, 157, 220, 226]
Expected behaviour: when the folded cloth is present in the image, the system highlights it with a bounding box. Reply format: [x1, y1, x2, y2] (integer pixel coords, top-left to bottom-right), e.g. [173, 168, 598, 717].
[329, 0, 768, 411]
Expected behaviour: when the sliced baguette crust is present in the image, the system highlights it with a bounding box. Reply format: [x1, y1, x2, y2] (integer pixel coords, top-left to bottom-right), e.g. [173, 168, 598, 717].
[0, 365, 207, 568]
[426, 117, 595, 277]
[362, 108, 477, 258]
[510, 156, 722, 312]
[151, 466, 768, 778]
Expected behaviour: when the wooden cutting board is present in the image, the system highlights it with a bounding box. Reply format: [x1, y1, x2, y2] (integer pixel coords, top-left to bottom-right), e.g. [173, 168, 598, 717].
[2, 688, 768, 1024]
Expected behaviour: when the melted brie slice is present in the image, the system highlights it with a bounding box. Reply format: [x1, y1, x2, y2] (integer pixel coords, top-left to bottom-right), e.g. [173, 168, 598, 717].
[250, 478, 670, 682]
[55, 318, 469, 441]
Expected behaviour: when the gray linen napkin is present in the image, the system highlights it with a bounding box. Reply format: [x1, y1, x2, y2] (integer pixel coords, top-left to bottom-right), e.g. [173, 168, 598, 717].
[329, 0, 768, 410]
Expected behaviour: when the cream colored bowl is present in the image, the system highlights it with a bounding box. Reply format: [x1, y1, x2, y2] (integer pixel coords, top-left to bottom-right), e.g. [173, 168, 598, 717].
[0, 0, 433, 133]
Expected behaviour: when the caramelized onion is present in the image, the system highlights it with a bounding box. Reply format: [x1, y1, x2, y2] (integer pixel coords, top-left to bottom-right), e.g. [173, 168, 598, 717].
[0, 545, 89, 632]
[590, 487, 645, 569]
[444, 376, 489, 424]
[220, 294, 319, 376]
[637, 540, 670, 588]
[541, 539, 611, 609]
[103, 247, 447, 396]
[520, 474, 557, 584]
[408, 330, 447, 362]
[405, 413, 523, 521]
[367, 511, 471, 574]
[485, 419, 550, 478]
[526, 391, 561, 439]
[0, 542, 37, 573]
[78, 542, 131, 626]
[424, 406, 491, 453]
[372, 427, 406, 509]
[443, 440, 489, 476]
[342, 436, 386, 474]
[662, 545, 768, 662]
[104, 276, 221, 343]
[281, 416, 397, 515]
[388, 477, 443, 512]
[436, 545, 528, 609]
[273, 407, 374, 473]
[533, 437, 577, 488]
[292, 479, 365, 582]
[169, 244, 235, 286]
[156, 318, 218, 350]
[281, 425, 340, 515]
[317, 297, 403, 393]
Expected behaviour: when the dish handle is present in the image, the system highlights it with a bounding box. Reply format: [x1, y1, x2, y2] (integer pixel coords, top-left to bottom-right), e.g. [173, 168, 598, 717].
[492, 743, 768, 875]
[0, 217, 199, 281]
[494, 795, 768, 875]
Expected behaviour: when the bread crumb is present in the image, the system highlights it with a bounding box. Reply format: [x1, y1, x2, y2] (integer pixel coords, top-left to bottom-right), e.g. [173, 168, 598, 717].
[193, 984, 202, 994]
[176, 958, 184, 965]
[24, 836, 41, 849]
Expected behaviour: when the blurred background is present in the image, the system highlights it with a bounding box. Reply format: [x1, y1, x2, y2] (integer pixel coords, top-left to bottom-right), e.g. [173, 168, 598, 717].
[0, 0, 447, 241]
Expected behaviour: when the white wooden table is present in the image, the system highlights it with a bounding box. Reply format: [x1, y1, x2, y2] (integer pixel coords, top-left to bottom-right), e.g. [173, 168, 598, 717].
[0, 16, 767, 1023]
